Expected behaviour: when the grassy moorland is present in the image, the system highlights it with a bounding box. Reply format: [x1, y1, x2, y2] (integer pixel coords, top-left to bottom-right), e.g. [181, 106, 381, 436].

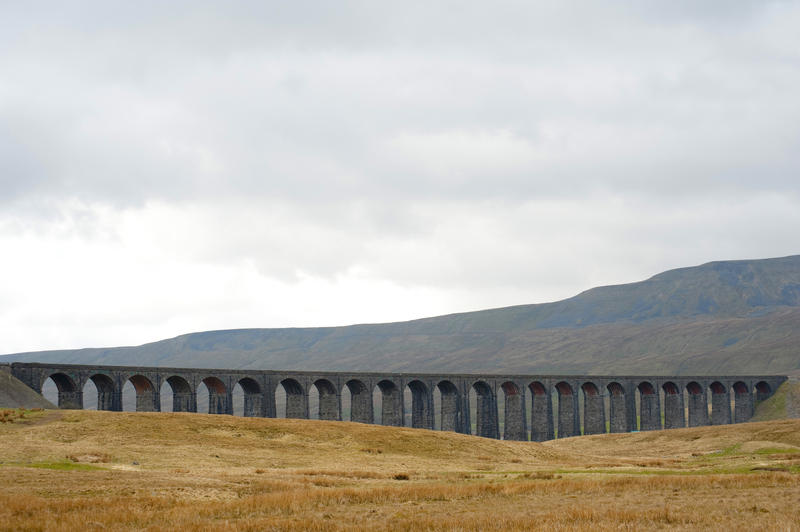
[0, 409, 799, 531]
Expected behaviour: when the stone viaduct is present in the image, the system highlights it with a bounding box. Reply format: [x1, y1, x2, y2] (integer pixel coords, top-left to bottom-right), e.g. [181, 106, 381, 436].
[8, 362, 786, 441]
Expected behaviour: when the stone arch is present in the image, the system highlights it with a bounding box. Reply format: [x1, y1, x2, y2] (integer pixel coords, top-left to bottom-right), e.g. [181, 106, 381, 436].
[436, 380, 461, 432]
[637, 381, 660, 431]
[345, 379, 372, 424]
[314, 379, 339, 421]
[43, 372, 81, 409]
[470, 381, 498, 439]
[709, 381, 731, 425]
[581, 381, 605, 435]
[500, 381, 526, 440]
[376, 380, 403, 426]
[236, 377, 262, 417]
[405, 380, 432, 429]
[662, 381, 684, 429]
[529, 381, 552, 441]
[686, 381, 708, 427]
[732, 381, 752, 423]
[555, 381, 577, 438]
[198, 376, 228, 415]
[163, 375, 195, 413]
[85, 373, 116, 411]
[124, 375, 158, 412]
[279, 378, 307, 419]
[607, 382, 628, 433]
[755, 381, 772, 402]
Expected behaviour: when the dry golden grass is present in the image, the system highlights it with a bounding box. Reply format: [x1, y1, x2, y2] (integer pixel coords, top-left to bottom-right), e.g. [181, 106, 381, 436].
[1, 410, 799, 531]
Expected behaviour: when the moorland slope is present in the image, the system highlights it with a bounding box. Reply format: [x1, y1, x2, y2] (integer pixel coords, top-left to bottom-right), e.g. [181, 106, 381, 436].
[3, 255, 800, 374]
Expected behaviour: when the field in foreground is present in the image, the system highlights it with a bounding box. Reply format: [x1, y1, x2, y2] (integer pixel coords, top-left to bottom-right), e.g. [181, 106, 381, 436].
[1, 410, 799, 531]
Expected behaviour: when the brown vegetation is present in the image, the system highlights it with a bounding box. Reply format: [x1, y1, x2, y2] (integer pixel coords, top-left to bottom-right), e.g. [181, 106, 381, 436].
[1, 410, 798, 530]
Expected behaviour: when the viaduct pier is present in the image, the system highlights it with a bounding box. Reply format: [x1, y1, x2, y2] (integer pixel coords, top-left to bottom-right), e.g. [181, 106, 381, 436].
[8, 362, 786, 441]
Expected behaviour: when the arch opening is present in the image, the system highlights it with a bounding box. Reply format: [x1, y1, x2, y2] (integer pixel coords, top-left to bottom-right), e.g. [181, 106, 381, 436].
[235, 377, 262, 417]
[86, 373, 115, 411]
[344, 379, 371, 423]
[124, 375, 158, 412]
[162, 376, 193, 413]
[42, 373, 80, 409]
[469, 381, 498, 439]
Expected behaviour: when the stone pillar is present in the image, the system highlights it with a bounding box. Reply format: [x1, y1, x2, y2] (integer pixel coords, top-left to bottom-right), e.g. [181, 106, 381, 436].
[663, 390, 685, 429]
[285, 390, 309, 419]
[711, 388, 731, 425]
[381, 385, 404, 426]
[173, 391, 196, 413]
[96, 388, 115, 411]
[207, 390, 228, 415]
[58, 390, 83, 410]
[503, 386, 527, 441]
[734, 390, 753, 423]
[318, 390, 340, 421]
[608, 386, 629, 433]
[557, 385, 579, 439]
[639, 392, 661, 431]
[136, 390, 159, 412]
[583, 390, 605, 435]
[440, 389, 462, 432]
[530, 387, 553, 442]
[349, 383, 373, 424]
[687, 387, 709, 427]
[110, 389, 124, 412]
[476, 390, 498, 439]
[409, 384, 433, 429]
[243, 392, 263, 417]
[264, 384, 277, 418]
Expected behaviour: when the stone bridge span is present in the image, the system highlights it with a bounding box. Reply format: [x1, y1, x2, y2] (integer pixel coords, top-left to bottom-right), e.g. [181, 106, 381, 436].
[9, 363, 786, 441]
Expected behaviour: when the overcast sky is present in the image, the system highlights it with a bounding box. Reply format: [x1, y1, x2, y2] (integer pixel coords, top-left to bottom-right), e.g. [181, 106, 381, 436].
[1, 1, 799, 354]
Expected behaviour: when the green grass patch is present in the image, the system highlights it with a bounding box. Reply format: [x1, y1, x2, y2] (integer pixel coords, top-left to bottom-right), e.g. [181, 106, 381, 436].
[2, 460, 106, 471]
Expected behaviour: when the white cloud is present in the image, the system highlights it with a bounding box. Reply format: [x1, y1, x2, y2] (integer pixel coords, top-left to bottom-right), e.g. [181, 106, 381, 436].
[0, 1, 799, 353]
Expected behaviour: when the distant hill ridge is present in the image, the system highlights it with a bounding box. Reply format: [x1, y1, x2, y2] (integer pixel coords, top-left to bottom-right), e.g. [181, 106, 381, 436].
[3, 255, 800, 375]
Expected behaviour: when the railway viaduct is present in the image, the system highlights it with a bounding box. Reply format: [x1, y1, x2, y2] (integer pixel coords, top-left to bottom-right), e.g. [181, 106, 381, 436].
[7, 362, 787, 441]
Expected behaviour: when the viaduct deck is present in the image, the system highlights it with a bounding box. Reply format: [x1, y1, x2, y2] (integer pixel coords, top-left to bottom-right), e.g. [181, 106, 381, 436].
[7, 362, 787, 441]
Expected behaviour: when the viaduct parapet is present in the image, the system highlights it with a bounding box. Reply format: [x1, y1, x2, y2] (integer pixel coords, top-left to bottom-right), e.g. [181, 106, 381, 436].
[9, 363, 786, 441]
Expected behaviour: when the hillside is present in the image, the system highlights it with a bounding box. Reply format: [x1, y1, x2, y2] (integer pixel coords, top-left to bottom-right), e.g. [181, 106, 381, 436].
[3, 255, 800, 374]
[1, 410, 799, 530]
[0, 365, 55, 409]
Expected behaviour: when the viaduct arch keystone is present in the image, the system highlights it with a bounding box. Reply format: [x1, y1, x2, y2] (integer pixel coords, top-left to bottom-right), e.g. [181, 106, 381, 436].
[10, 362, 786, 441]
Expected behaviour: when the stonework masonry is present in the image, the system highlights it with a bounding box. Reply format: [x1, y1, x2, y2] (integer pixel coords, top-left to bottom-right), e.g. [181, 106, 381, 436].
[9, 362, 786, 441]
